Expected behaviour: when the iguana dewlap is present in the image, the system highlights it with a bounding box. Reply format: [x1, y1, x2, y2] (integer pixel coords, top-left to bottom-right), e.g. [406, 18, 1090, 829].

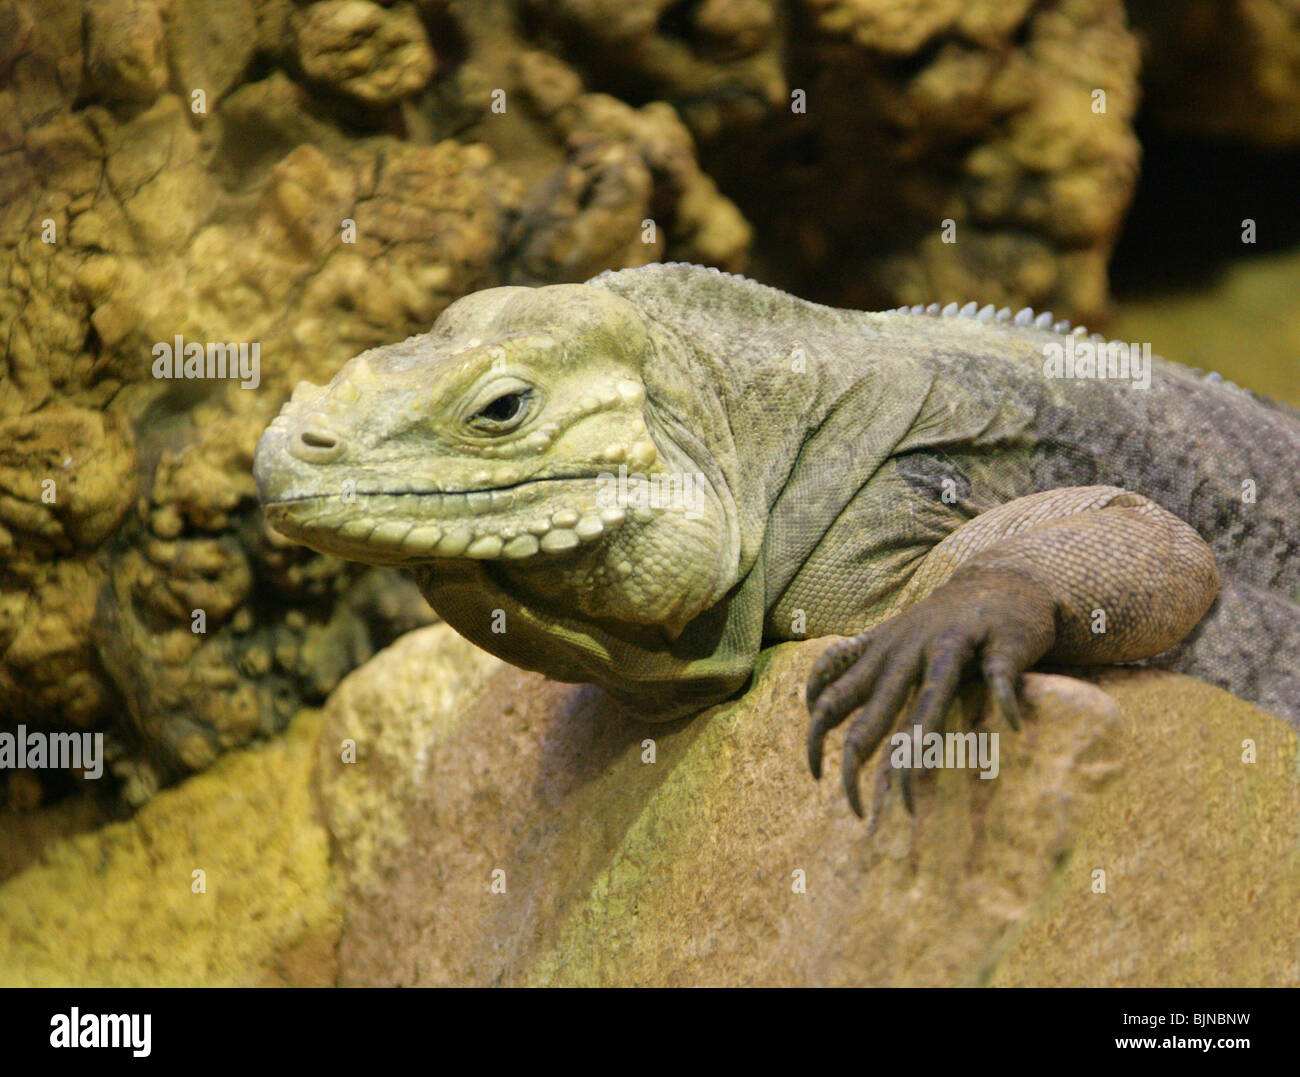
[254, 263, 1300, 814]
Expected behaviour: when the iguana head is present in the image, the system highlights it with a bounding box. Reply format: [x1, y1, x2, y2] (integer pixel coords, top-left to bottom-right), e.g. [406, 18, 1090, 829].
[254, 282, 738, 636]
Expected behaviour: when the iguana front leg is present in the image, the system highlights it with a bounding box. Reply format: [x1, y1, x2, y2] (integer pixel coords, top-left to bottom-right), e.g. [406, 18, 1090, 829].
[805, 486, 1220, 816]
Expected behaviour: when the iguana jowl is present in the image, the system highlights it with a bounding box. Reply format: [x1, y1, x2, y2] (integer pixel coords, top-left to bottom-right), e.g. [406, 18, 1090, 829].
[254, 263, 1300, 815]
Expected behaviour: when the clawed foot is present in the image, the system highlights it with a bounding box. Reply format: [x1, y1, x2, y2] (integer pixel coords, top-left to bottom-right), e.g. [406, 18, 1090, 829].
[805, 567, 1058, 817]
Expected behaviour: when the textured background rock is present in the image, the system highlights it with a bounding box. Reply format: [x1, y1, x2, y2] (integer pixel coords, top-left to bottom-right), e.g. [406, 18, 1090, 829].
[316, 625, 1300, 987]
[534, 0, 1140, 315]
[293, 1, 436, 107]
[0, 0, 747, 802]
[0, 708, 338, 986]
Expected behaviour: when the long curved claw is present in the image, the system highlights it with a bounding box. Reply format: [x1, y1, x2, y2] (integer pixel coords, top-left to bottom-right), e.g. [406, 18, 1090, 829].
[807, 634, 888, 778]
[839, 665, 918, 817]
[983, 656, 1023, 731]
[893, 642, 971, 814]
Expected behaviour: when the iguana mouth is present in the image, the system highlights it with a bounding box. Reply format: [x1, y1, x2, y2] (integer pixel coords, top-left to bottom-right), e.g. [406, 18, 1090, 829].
[263, 478, 628, 561]
[266, 470, 592, 504]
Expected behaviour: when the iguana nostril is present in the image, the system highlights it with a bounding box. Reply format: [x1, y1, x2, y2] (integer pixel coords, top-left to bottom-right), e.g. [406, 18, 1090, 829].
[291, 424, 345, 462]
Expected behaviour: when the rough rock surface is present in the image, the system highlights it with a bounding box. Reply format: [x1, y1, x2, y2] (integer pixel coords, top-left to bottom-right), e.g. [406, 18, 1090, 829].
[0, 709, 337, 986]
[534, 0, 1142, 317]
[317, 625, 1300, 987]
[293, 1, 435, 107]
[0, 0, 746, 801]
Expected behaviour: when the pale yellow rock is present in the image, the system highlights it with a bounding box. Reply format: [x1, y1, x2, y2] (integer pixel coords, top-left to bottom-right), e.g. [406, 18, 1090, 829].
[293, 0, 434, 107]
[992, 669, 1300, 987]
[0, 710, 338, 987]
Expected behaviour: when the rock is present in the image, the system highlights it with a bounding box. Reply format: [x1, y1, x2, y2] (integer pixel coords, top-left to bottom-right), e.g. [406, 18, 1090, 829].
[807, 0, 975, 53]
[522, 0, 786, 135]
[993, 669, 1300, 986]
[0, 790, 115, 886]
[84, 0, 169, 105]
[3, 625, 1293, 986]
[504, 88, 753, 281]
[0, 709, 337, 986]
[165, 0, 257, 106]
[1129, 0, 1300, 147]
[0, 0, 747, 800]
[0, 404, 136, 553]
[530, 0, 1140, 320]
[215, 71, 348, 170]
[317, 624, 1300, 987]
[293, 0, 435, 107]
[0, 560, 110, 730]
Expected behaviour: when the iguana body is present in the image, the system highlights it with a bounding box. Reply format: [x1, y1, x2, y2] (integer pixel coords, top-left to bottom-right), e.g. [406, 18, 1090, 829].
[254, 263, 1300, 812]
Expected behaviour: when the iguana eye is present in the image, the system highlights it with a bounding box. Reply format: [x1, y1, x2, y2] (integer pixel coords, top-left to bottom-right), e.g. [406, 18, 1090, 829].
[466, 383, 534, 433]
[478, 391, 526, 423]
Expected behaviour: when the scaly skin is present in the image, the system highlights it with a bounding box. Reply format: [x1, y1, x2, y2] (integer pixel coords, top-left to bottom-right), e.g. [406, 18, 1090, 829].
[254, 263, 1300, 815]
